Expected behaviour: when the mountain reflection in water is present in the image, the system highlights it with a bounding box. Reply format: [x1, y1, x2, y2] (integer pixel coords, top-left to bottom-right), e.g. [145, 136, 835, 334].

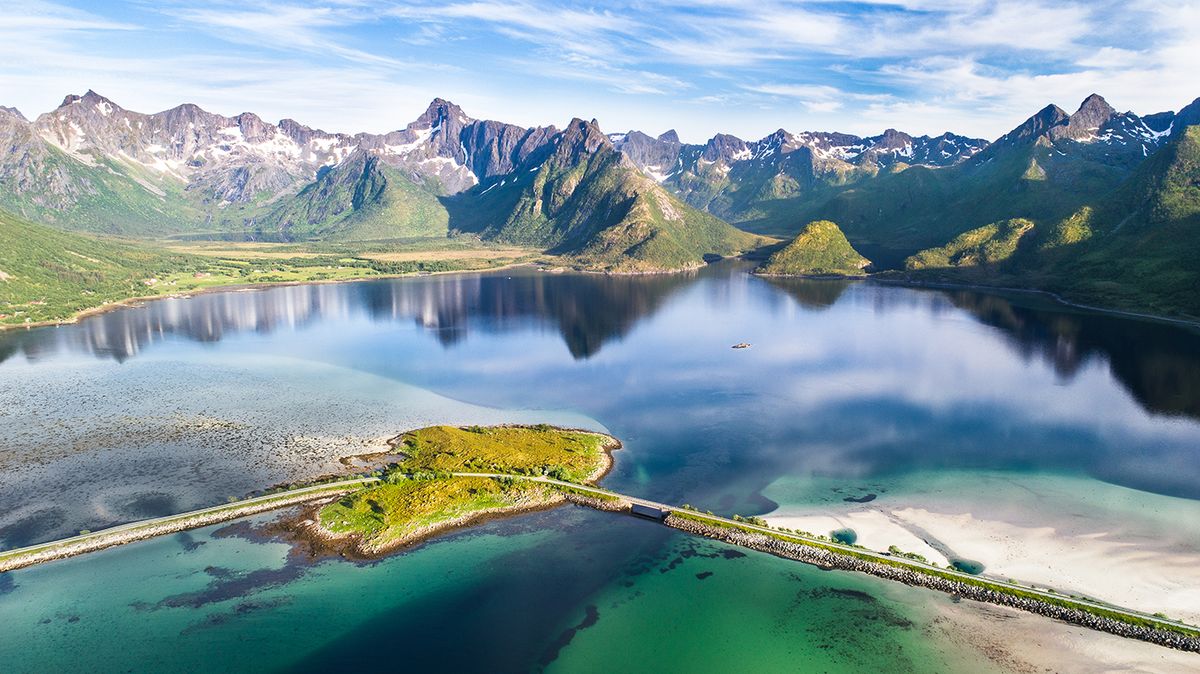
[2, 265, 1200, 426]
[0, 269, 693, 363]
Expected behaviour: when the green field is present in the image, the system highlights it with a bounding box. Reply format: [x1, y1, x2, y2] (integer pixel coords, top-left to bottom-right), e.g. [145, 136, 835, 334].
[318, 476, 555, 552]
[0, 211, 538, 327]
[391, 424, 616, 482]
[315, 425, 617, 553]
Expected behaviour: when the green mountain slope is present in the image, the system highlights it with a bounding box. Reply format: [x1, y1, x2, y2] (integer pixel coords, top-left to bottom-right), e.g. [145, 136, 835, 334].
[755, 220, 870, 276]
[0, 142, 202, 237]
[0, 209, 199, 323]
[257, 151, 449, 241]
[448, 119, 763, 271]
[746, 99, 1159, 267]
[1042, 125, 1200, 316]
[905, 218, 1035, 271]
[896, 126, 1200, 317]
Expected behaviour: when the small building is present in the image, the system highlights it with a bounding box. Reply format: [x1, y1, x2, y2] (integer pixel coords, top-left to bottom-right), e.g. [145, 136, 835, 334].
[631, 503, 668, 521]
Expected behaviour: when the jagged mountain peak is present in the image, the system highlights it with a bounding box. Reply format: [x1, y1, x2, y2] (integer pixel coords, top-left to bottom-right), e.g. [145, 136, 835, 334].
[1050, 94, 1118, 141]
[0, 105, 24, 121]
[702, 133, 749, 163]
[1174, 97, 1200, 131]
[1077, 93, 1115, 116]
[657, 129, 680, 144]
[873, 128, 914, 148]
[233, 111, 273, 142]
[559, 117, 612, 154]
[766, 128, 792, 143]
[56, 90, 125, 118]
[994, 103, 1070, 147]
[158, 101, 215, 122]
[415, 97, 471, 129]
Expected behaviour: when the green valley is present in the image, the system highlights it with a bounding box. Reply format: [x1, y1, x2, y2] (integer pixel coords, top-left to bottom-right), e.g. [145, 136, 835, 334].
[0, 209, 535, 328]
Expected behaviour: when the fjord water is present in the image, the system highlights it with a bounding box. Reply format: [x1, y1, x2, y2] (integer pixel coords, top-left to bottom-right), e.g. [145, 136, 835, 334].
[2, 263, 1199, 672]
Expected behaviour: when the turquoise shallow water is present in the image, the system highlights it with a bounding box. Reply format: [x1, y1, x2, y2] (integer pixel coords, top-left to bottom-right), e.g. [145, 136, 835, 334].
[0, 509, 999, 674]
[2, 263, 1200, 671]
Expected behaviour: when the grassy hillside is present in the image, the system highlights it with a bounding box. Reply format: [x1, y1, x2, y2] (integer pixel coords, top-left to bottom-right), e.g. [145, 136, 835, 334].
[755, 220, 870, 276]
[0, 144, 204, 236]
[736, 134, 1129, 268]
[258, 152, 450, 241]
[0, 209, 200, 324]
[0, 210, 531, 327]
[905, 218, 1035, 271]
[1040, 126, 1200, 316]
[892, 127, 1200, 317]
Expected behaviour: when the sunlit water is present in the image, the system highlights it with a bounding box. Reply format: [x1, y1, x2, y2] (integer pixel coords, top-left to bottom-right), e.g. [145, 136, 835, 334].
[1, 262, 1199, 672]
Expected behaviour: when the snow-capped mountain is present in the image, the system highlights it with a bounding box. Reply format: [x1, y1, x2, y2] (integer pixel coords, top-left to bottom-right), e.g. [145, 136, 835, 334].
[28, 91, 544, 205]
[610, 124, 988, 185]
[979, 93, 1196, 164]
[1, 89, 1197, 243]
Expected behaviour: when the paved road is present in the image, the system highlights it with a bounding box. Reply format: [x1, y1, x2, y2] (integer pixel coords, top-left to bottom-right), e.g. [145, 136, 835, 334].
[0, 476, 379, 567]
[2, 470, 1194, 636]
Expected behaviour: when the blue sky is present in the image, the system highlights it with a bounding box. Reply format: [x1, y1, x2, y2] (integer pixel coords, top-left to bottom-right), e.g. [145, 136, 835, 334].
[0, 0, 1196, 142]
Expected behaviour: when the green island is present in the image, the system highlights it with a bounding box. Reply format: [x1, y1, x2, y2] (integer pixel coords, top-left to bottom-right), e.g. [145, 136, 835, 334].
[1, 423, 1198, 654]
[312, 424, 620, 554]
[754, 220, 872, 277]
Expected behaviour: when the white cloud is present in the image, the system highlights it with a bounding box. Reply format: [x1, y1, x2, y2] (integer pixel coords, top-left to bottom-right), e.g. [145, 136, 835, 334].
[168, 4, 412, 68]
[0, 0, 1194, 143]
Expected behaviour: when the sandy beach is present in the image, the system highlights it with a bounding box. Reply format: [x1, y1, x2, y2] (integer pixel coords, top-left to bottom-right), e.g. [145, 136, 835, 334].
[927, 595, 1200, 673]
[763, 471, 1200, 624]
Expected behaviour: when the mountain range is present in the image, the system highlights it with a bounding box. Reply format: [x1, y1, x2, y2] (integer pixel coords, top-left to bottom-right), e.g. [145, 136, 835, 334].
[1, 89, 1198, 315]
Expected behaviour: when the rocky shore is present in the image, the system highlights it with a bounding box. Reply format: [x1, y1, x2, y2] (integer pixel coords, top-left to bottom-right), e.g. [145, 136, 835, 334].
[563, 492, 629, 512]
[304, 489, 568, 558]
[664, 514, 1200, 654]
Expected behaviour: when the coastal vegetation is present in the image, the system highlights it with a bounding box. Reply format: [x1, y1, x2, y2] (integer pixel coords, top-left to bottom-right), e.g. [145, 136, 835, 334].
[318, 476, 557, 553]
[754, 220, 871, 276]
[904, 218, 1035, 271]
[384, 424, 616, 482]
[312, 425, 618, 553]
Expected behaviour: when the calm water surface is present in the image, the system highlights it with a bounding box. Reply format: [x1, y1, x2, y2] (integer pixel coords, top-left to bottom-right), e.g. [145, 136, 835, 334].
[1, 262, 1199, 672]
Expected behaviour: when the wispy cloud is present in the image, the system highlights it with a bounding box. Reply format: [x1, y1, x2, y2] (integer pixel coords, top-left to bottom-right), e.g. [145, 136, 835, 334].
[166, 3, 412, 68]
[0, 0, 135, 31]
[0, 0, 1194, 142]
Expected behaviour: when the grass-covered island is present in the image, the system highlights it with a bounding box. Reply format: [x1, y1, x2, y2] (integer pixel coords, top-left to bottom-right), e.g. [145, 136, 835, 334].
[754, 220, 871, 277]
[309, 425, 621, 555]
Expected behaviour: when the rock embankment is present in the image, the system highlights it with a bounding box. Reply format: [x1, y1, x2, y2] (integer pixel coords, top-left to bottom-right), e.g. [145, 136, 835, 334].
[664, 515, 1200, 653]
[0, 488, 361, 573]
[564, 492, 629, 512]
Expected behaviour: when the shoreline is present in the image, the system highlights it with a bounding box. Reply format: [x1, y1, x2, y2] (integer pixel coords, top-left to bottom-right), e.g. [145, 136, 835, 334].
[0, 479, 374, 573]
[0, 259, 540, 333]
[292, 426, 622, 559]
[765, 506, 1200, 625]
[664, 513, 1200, 653]
[867, 275, 1200, 330]
[13, 251, 1195, 335]
[3, 465, 1197, 653]
[296, 491, 571, 559]
[760, 471, 1200, 624]
[743, 264, 1200, 329]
